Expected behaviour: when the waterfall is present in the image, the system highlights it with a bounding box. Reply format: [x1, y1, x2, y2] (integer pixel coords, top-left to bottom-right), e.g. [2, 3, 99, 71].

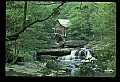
[57, 47, 97, 64]
[58, 50, 78, 60]
[57, 47, 97, 76]
[70, 50, 78, 56]
[85, 49, 92, 59]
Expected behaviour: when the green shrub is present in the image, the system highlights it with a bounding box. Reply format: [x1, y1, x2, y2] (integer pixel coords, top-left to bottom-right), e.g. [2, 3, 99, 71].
[19, 51, 34, 61]
[6, 42, 15, 63]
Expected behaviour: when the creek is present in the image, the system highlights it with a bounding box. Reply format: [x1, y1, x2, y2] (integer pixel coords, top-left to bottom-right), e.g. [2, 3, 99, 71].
[57, 46, 97, 76]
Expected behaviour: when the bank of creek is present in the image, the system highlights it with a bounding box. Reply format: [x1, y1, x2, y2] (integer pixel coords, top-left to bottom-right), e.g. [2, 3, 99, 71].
[5, 41, 115, 77]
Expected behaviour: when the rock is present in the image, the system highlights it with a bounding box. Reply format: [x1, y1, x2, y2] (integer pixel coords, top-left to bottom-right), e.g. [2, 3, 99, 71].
[37, 48, 72, 56]
[74, 63, 80, 68]
[104, 69, 114, 73]
[14, 56, 24, 64]
[64, 40, 88, 48]
[16, 62, 25, 65]
[57, 70, 66, 75]
[6, 64, 42, 76]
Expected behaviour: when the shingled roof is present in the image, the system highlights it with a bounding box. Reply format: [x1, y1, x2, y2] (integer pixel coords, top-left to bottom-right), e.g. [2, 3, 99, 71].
[57, 19, 71, 27]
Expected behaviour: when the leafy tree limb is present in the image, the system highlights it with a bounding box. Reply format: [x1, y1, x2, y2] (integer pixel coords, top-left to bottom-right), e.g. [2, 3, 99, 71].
[6, 1, 66, 41]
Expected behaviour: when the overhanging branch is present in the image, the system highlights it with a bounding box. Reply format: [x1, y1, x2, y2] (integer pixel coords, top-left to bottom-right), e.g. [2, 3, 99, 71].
[6, 1, 66, 41]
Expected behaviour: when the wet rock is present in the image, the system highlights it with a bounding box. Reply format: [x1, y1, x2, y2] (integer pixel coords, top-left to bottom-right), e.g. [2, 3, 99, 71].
[5, 64, 42, 76]
[14, 56, 24, 64]
[64, 40, 88, 48]
[74, 63, 81, 68]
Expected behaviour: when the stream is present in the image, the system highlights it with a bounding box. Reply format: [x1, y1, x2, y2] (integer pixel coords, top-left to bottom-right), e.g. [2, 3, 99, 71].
[5, 45, 115, 77]
[57, 46, 97, 76]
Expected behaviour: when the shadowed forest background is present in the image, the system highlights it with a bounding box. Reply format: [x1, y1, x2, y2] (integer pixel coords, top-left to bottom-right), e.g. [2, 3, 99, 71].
[6, 1, 116, 77]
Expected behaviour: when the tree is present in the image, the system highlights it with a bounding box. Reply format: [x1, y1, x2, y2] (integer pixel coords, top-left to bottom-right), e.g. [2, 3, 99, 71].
[6, 1, 66, 41]
[6, 1, 66, 63]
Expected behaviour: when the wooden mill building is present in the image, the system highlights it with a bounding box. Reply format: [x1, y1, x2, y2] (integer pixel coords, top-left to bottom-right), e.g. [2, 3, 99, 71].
[53, 19, 71, 43]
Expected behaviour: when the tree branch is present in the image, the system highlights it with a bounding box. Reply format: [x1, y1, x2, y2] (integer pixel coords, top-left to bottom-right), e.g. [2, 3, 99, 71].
[6, 1, 66, 41]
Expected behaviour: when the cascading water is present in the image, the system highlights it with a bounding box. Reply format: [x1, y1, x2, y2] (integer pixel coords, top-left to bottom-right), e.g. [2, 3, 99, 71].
[58, 50, 78, 60]
[57, 50, 76, 67]
[57, 47, 97, 76]
[58, 48, 97, 63]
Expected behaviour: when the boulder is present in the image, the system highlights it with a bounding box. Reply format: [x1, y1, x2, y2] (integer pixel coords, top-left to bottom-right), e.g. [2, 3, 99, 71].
[59, 40, 88, 48]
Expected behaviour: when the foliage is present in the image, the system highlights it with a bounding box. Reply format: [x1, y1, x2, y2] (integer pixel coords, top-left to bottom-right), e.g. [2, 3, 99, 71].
[37, 56, 61, 76]
[6, 1, 59, 62]
[73, 60, 113, 77]
[96, 49, 116, 72]
[6, 42, 14, 63]
[6, 1, 116, 77]
[19, 51, 34, 61]
[78, 62, 97, 77]
[42, 56, 60, 70]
